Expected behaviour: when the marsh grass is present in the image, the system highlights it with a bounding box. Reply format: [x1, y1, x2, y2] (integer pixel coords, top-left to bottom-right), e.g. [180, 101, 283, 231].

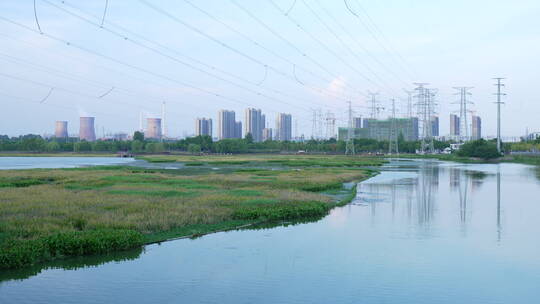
[1, 155, 376, 269]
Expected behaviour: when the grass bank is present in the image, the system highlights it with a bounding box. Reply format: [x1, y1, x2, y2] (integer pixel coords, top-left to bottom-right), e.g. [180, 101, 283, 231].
[0, 155, 379, 269]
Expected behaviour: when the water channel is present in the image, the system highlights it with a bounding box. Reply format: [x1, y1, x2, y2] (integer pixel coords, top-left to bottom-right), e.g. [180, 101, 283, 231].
[1, 159, 539, 303]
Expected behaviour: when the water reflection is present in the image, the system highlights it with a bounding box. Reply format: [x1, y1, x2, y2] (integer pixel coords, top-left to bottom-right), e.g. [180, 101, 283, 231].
[497, 166, 502, 242]
[360, 160, 511, 241]
[417, 161, 436, 226]
[0, 247, 143, 283]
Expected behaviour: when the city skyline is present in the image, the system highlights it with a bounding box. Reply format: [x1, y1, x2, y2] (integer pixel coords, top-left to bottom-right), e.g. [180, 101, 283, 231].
[1, 1, 538, 138]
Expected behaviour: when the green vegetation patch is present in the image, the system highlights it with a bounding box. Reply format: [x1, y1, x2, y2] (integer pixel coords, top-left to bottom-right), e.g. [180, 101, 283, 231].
[0, 177, 57, 188]
[0, 229, 142, 269]
[228, 189, 264, 197]
[106, 189, 199, 198]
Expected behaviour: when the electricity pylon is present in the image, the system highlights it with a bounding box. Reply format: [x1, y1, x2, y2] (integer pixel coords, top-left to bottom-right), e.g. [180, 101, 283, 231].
[345, 100, 355, 155]
[415, 83, 436, 154]
[453, 87, 474, 142]
[388, 98, 399, 155]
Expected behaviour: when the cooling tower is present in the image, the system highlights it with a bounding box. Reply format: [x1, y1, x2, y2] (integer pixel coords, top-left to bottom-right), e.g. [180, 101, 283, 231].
[79, 117, 96, 141]
[55, 121, 68, 138]
[146, 118, 162, 139]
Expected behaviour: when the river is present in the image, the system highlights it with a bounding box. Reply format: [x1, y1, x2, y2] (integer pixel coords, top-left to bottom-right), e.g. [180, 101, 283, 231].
[1, 159, 539, 303]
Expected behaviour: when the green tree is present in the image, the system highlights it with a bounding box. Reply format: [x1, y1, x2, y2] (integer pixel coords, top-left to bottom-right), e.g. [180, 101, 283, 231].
[133, 131, 144, 142]
[244, 133, 254, 144]
[73, 141, 92, 152]
[456, 139, 500, 159]
[187, 143, 202, 154]
[145, 142, 165, 153]
[45, 141, 61, 152]
[131, 140, 144, 153]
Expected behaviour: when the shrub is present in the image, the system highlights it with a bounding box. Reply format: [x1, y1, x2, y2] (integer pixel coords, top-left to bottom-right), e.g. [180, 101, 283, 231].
[456, 139, 501, 159]
[0, 230, 143, 269]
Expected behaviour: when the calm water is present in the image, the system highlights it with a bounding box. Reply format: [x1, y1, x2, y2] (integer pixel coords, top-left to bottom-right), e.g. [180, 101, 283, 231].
[1, 159, 540, 303]
[0, 157, 134, 169]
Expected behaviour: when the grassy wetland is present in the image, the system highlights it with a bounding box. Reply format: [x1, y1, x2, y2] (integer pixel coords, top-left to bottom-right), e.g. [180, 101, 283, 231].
[0, 155, 383, 269]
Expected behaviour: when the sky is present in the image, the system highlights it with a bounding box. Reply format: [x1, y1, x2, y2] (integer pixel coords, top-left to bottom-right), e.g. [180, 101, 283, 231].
[0, 0, 539, 138]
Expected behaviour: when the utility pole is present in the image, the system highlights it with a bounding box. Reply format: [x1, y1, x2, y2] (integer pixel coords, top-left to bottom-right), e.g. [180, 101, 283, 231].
[493, 78, 505, 153]
[388, 98, 399, 155]
[346, 100, 355, 155]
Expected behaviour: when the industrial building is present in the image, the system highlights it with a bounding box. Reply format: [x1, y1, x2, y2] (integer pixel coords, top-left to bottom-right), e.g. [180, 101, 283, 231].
[471, 115, 482, 140]
[275, 113, 292, 141]
[79, 117, 96, 141]
[218, 110, 242, 139]
[195, 118, 212, 137]
[146, 118, 162, 139]
[339, 117, 419, 141]
[244, 108, 265, 142]
[55, 121, 68, 138]
[450, 114, 460, 136]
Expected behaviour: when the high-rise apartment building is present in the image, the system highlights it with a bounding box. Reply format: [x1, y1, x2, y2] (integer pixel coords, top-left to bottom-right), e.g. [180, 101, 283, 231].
[234, 121, 242, 139]
[218, 110, 239, 139]
[262, 128, 273, 141]
[471, 115, 482, 140]
[450, 114, 460, 136]
[195, 118, 212, 137]
[244, 108, 265, 142]
[275, 113, 292, 141]
[431, 116, 439, 137]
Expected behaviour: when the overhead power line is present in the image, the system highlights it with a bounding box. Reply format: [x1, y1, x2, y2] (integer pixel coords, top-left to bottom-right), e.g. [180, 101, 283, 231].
[55, 0, 344, 107]
[267, 0, 383, 92]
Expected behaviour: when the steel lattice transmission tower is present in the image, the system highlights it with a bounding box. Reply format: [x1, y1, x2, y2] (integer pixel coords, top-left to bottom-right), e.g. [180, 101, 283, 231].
[453, 87, 474, 142]
[325, 111, 336, 139]
[493, 78, 506, 153]
[388, 98, 399, 155]
[367, 91, 384, 141]
[415, 83, 436, 154]
[345, 100, 355, 155]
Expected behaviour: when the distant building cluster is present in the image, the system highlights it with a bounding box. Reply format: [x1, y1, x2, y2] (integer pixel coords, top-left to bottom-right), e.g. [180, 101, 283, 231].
[195, 118, 212, 137]
[275, 113, 292, 141]
[244, 108, 265, 142]
[211, 109, 292, 142]
[218, 110, 242, 140]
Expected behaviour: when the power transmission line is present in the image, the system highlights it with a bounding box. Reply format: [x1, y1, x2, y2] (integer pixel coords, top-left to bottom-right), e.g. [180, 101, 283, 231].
[312, 0, 411, 88]
[268, 0, 384, 92]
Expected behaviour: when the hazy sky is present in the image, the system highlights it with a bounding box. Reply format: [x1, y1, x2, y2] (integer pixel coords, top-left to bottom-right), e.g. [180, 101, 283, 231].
[1, 0, 539, 138]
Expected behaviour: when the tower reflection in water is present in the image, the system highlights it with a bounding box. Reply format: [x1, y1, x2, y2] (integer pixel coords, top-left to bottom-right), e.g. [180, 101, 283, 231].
[357, 160, 502, 241]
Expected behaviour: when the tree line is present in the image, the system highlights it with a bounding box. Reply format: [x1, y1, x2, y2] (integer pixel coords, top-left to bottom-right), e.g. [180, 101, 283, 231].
[0, 131, 451, 154]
